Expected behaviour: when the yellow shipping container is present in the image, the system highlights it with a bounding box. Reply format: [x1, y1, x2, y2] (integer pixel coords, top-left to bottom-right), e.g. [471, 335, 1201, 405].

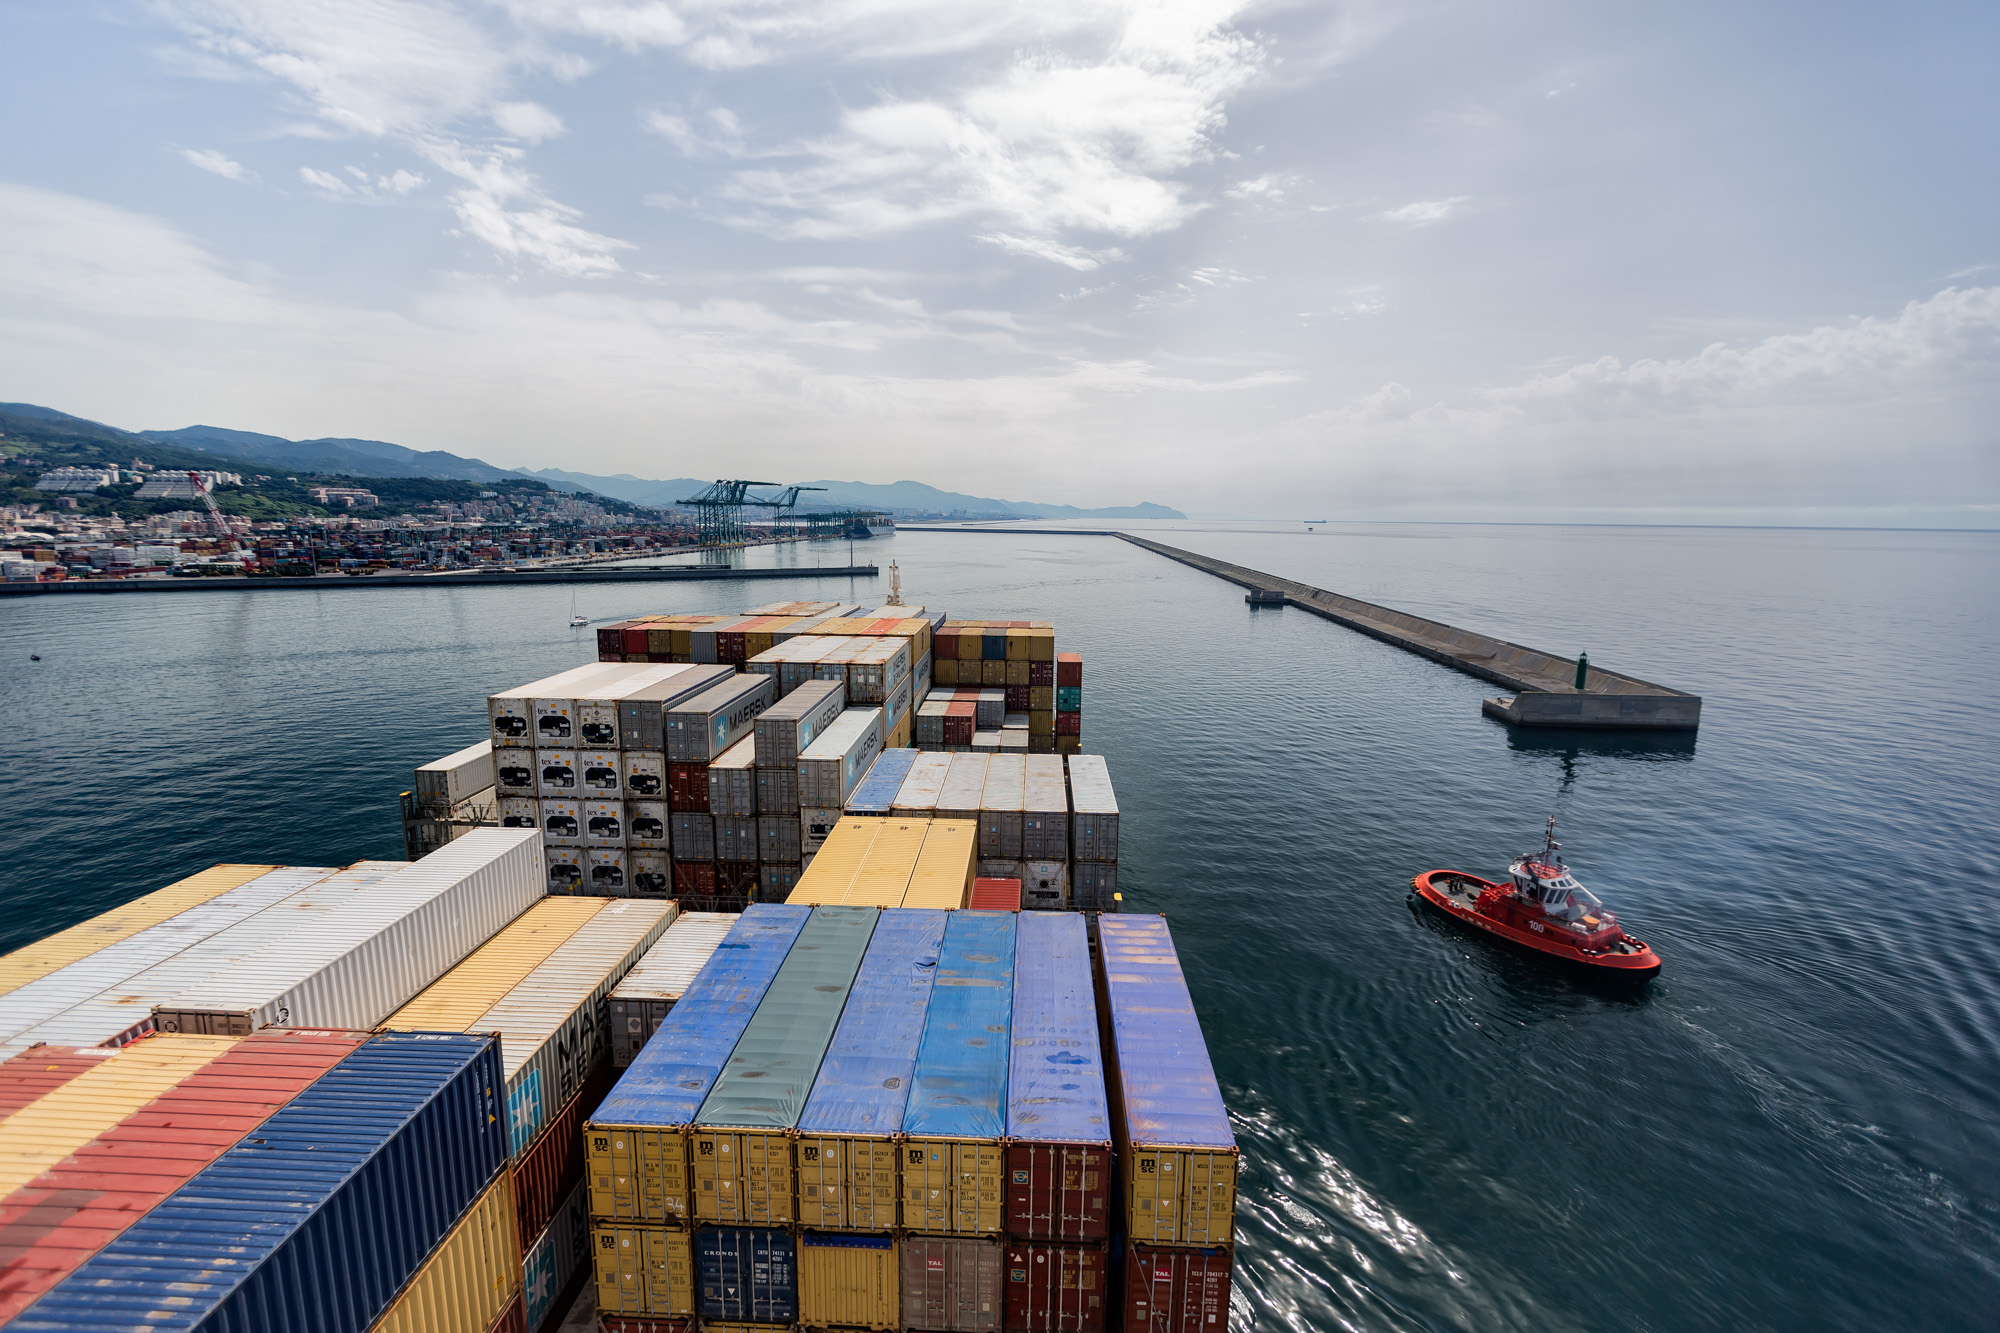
[901, 820, 976, 910]
[797, 1232, 899, 1330]
[587, 1125, 689, 1222]
[0, 1034, 239, 1196]
[934, 657, 960, 686]
[885, 713, 914, 751]
[797, 1134, 901, 1231]
[592, 1223, 695, 1317]
[1029, 710, 1056, 737]
[691, 1128, 793, 1224]
[706, 1325, 792, 1333]
[1029, 629, 1055, 660]
[0, 865, 274, 997]
[1123, 1147, 1240, 1246]
[380, 898, 608, 1031]
[788, 819, 885, 905]
[1028, 686, 1056, 712]
[1055, 735, 1082, 755]
[977, 661, 1004, 687]
[369, 1172, 520, 1333]
[957, 629, 983, 660]
[902, 1140, 1007, 1235]
[1004, 629, 1031, 662]
[1004, 659, 1031, 687]
[844, 820, 929, 907]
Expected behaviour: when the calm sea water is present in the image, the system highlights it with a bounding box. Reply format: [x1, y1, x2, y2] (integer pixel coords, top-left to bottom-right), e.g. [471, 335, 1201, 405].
[6, 522, 1997, 1332]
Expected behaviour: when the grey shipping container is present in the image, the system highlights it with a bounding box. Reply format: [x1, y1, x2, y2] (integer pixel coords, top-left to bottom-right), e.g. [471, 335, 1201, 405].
[778, 638, 841, 695]
[798, 708, 885, 809]
[415, 740, 494, 812]
[978, 754, 1026, 859]
[754, 677, 846, 769]
[1067, 754, 1120, 863]
[900, 1237, 1004, 1332]
[152, 827, 545, 1035]
[1072, 860, 1119, 912]
[1022, 860, 1068, 911]
[607, 911, 738, 1066]
[1021, 754, 1069, 860]
[670, 812, 716, 862]
[716, 815, 760, 863]
[758, 812, 803, 863]
[708, 735, 758, 817]
[937, 753, 991, 820]
[616, 664, 735, 750]
[666, 674, 777, 763]
[756, 764, 801, 815]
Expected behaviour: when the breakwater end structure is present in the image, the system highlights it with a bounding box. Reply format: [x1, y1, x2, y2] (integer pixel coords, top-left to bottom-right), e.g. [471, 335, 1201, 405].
[1, 564, 878, 596]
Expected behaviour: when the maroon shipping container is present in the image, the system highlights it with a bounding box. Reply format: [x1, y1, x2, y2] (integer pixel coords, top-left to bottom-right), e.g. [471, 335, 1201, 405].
[1028, 661, 1054, 688]
[935, 628, 960, 659]
[598, 624, 629, 658]
[717, 631, 747, 663]
[716, 860, 760, 894]
[1005, 685, 1031, 712]
[944, 702, 977, 747]
[598, 1317, 695, 1333]
[673, 861, 717, 897]
[1056, 654, 1082, 687]
[1004, 1241, 1109, 1333]
[902, 1236, 1003, 1332]
[969, 878, 1022, 911]
[486, 1289, 527, 1333]
[512, 1062, 613, 1254]
[0, 1028, 367, 1324]
[1005, 1144, 1110, 1241]
[624, 626, 652, 656]
[667, 762, 711, 812]
[1122, 1244, 1231, 1333]
[1056, 713, 1082, 737]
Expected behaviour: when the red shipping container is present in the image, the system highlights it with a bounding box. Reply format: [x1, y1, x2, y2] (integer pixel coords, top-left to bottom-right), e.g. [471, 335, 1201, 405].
[511, 1062, 613, 1254]
[1005, 685, 1031, 712]
[1056, 654, 1082, 688]
[1055, 713, 1081, 737]
[0, 1029, 366, 1322]
[485, 1290, 527, 1333]
[1122, 1244, 1232, 1333]
[1005, 1144, 1110, 1241]
[598, 624, 629, 658]
[673, 862, 717, 897]
[944, 701, 977, 747]
[0, 1047, 107, 1116]
[1028, 660, 1054, 688]
[969, 877, 1022, 911]
[598, 1318, 695, 1333]
[667, 762, 710, 813]
[623, 626, 652, 656]
[716, 860, 760, 894]
[935, 628, 960, 659]
[1004, 1241, 1109, 1333]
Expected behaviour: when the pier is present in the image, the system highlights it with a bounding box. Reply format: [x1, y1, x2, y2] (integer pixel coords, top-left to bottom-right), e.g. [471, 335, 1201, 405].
[0, 564, 878, 596]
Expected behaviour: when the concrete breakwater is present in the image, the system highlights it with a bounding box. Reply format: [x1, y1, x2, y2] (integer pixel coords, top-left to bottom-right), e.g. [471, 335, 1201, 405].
[1115, 535, 1701, 731]
[1, 564, 879, 596]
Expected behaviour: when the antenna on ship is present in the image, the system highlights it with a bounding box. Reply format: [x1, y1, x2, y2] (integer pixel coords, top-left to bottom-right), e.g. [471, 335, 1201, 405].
[885, 561, 905, 606]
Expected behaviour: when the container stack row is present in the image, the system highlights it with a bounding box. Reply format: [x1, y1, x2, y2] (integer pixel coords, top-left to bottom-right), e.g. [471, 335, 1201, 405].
[835, 751, 1121, 913]
[595, 603, 868, 667]
[927, 622, 1079, 754]
[582, 904, 1236, 1333]
[407, 738, 500, 859]
[0, 838, 747, 1333]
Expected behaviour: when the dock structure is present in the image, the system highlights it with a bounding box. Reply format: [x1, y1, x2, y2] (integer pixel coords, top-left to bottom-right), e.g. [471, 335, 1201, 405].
[0, 565, 878, 596]
[1114, 535, 1701, 731]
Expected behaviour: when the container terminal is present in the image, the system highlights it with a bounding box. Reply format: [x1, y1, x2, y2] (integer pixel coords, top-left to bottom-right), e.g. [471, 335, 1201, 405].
[0, 596, 1233, 1333]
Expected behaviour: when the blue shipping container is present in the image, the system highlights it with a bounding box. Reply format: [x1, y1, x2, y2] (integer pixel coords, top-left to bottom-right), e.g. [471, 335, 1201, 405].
[16, 1030, 505, 1333]
[1007, 912, 1110, 1144]
[595, 903, 810, 1128]
[904, 911, 1017, 1140]
[797, 908, 947, 1137]
[1096, 915, 1234, 1150]
[697, 1226, 797, 1323]
[845, 748, 919, 816]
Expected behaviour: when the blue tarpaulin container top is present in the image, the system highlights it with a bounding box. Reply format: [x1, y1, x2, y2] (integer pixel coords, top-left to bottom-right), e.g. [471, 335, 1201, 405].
[595, 903, 810, 1129]
[695, 905, 878, 1129]
[845, 748, 918, 814]
[1007, 912, 1110, 1145]
[903, 910, 1017, 1140]
[1097, 914, 1235, 1151]
[16, 1030, 505, 1333]
[698, 1225, 797, 1323]
[797, 907, 947, 1137]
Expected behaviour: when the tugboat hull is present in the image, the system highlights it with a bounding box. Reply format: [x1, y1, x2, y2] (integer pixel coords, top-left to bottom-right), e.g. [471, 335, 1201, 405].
[1412, 871, 1661, 980]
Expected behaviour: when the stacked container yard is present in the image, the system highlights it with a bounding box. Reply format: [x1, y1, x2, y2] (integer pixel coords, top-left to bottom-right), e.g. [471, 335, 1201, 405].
[799, 706, 887, 858]
[663, 671, 779, 907]
[930, 621, 1061, 753]
[1055, 653, 1084, 754]
[751, 678, 848, 896]
[1097, 915, 1239, 1333]
[608, 911, 741, 1068]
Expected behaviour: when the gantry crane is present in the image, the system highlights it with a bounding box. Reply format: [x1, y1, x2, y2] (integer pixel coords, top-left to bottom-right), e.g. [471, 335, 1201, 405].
[189, 472, 233, 541]
[674, 480, 777, 547]
[750, 485, 825, 539]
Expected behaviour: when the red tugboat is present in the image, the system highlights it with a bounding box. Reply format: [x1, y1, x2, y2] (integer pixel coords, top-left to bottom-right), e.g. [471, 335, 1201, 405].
[1412, 819, 1661, 980]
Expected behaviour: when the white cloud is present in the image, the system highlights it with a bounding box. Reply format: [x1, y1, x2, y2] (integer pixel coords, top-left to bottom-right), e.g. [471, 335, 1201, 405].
[493, 101, 566, 144]
[297, 166, 351, 194]
[1371, 196, 1470, 227]
[298, 164, 428, 199]
[1226, 172, 1299, 201]
[979, 234, 1122, 272]
[420, 141, 628, 277]
[180, 148, 250, 181]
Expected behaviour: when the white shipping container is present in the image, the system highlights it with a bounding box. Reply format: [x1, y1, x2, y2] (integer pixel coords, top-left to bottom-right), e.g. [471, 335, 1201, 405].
[626, 800, 669, 850]
[499, 796, 539, 831]
[606, 912, 737, 1067]
[998, 731, 1029, 752]
[629, 849, 672, 898]
[797, 708, 885, 809]
[415, 741, 495, 812]
[621, 749, 668, 800]
[532, 664, 660, 747]
[707, 735, 758, 817]
[2, 863, 404, 1053]
[801, 807, 842, 858]
[753, 678, 845, 769]
[150, 827, 545, 1035]
[616, 665, 736, 751]
[1003, 713, 1031, 731]
[546, 846, 585, 894]
[489, 664, 623, 748]
[523, 1180, 591, 1333]
[583, 799, 625, 848]
[540, 798, 583, 846]
[1022, 860, 1069, 911]
[576, 665, 692, 748]
[882, 673, 915, 736]
[586, 848, 629, 895]
[0, 866, 342, 1046]
[892, 752, 953, 814]
[1021, 755, 1069, 861]
[579, 750, 623, 797]
[495, 750, 537, 797]
[664, 674, 776, 763]
[1067, 754, 1120, 863]
[536, 750, 581, 799]
[937, 754, 992, 820]
[972, 730, 1003, 753]
[670, 812, 715, 861]
[843, 637, 913, 704]
[979, 755, 1027, 860]
[484, 900, 675, 1151]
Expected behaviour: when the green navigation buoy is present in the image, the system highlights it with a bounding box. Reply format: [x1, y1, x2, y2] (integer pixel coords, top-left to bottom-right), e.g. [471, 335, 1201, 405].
[1575, 652, 1589, 690]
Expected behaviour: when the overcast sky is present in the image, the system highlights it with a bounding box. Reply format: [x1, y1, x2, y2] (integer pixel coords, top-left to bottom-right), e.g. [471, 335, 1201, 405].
[1, 2, 1994, 522]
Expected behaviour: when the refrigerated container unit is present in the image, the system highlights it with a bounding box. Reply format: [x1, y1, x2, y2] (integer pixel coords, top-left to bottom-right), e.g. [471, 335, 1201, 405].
[16, 1031, 508, 1333]
[581, 749, 624, 798]
[796, 909, 947, 1231]
[691, 906, 877, 1224]
[1096, 915, 1239, 1247]
[1007, 913, 1112, 1242]
[496, 749, 538, 797]
[901, 1236, 1005, 1332]
[536, 749, 580, 798]
[798, 708, 886, 812]
[533, 666, 642, 747]
[546, 846, 585, 895]
[629, 849, 672, 899]
[751, 677, 846, 768]
[845, 747, 919, 817]
[665, 674, 777, 764]
[607, 912, 739, 1067]
[978, 755, 1027, 860]
[708, 735, 758, 817]
[616, 665, 737, 751]
[577, 665, 700, 748]
[584, 798, 625, 847]
[1022, 860, 1069, 912]
[627, 800, 670, 849]
[150, 828, 545, 1036]
[623, 749, 669, 799]
[490, 663, 626, 748]
[499, 796, 538, 830]
[903, 911, 1017, 1236]
[1067, 755, 1119, 864]
[415, 740, 496, 813]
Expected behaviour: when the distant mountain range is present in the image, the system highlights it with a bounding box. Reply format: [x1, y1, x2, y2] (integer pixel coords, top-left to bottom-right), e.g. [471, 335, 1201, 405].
[0, 403, 1182, 519]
